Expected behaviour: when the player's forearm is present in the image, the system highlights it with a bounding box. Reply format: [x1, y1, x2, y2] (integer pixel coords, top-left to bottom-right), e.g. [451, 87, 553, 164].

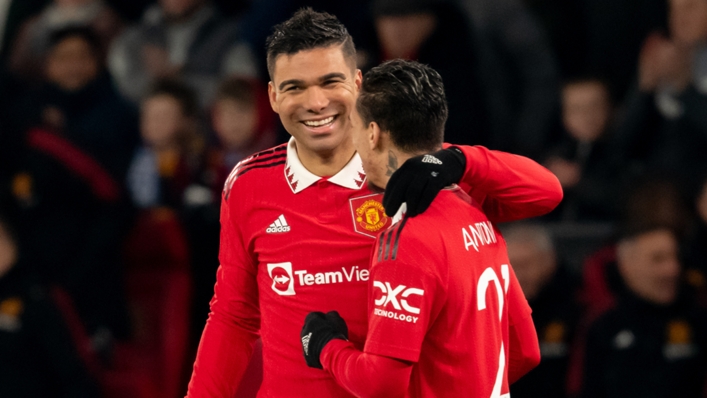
[321, 339, 412, 398]
[507, 314, 541, 384]
[186, 313, 259, 398]
[453, 145, 563, 222]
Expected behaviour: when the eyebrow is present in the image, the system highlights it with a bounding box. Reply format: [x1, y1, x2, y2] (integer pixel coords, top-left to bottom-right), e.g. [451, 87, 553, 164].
[278, 73, 347, 91]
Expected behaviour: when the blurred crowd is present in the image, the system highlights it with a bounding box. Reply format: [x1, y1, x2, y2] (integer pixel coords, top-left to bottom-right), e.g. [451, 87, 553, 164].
[0, 0, 706, 397]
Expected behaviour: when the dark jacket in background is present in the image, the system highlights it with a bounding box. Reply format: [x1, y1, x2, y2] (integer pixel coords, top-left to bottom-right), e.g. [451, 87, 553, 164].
[543, 134, 620, 221]
[580, 287, 707, 398]
[581, 0, 667, 100]
[0, 265, 101, 398]
[512, 267, 582, 398]
[11, 74, 137, 338]
[612, 83, 707, 195]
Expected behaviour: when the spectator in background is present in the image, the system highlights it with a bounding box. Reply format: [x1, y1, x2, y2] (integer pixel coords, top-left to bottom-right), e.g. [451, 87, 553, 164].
[370, 0, 491, 148]
[504, 223, 581, 398]
[186, 76, 277, 353]
[580, 225, 707, 398]
[10, 26, 136, 344]
[108, 0, 257, 106]
[544, 77, 619, 221]
[0, 211, 102, 398]
[582, 0, 667, 101]
[126, 79, 204, 210]
[9, 0, 123, 82]
[458, 0, 560, 159]
[206, 77, 275, 195]
[612, 0, 707, 193]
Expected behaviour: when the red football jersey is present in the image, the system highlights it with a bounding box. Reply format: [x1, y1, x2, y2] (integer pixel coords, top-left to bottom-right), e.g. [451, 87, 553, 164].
[364, 188, 531, 397]
[186, 139, 561, 398]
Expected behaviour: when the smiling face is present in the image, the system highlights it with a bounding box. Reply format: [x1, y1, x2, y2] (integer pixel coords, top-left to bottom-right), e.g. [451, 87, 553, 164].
[268, 45, 361, 163]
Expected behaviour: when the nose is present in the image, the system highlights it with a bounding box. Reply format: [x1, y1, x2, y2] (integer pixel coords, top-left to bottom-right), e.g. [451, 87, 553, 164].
[304, 86, 329, 113]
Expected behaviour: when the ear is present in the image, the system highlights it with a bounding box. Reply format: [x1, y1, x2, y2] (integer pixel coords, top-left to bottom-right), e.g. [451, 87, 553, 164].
[267, 81, 279, 113]
[354, 69, 363, 90]
[369, 121, 382, 151]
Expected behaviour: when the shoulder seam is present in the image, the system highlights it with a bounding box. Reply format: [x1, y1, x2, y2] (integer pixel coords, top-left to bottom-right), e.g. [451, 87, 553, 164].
[223, 144, 287, 199]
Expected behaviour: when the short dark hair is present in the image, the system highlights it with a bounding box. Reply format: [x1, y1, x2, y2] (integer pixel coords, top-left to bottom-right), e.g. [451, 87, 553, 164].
[356, 59, 447, 153]
[145, 79, 199, 119]
[49, 25, 101, 55]
[617, 223, 679, 244]
[215, 77, 257, 106]
[265, 8, 356, 80]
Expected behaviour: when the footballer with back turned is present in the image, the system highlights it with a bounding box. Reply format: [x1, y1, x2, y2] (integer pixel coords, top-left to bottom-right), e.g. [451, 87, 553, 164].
[187, 9, 560, 398]
[300, 59, 542, 397]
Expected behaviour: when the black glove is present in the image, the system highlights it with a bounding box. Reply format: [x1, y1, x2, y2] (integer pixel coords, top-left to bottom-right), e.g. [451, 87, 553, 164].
[301, 311, 349, 369]
[383, 146, 466, 217]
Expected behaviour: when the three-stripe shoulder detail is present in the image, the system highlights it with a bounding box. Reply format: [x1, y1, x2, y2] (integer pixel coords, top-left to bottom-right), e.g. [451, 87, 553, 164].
[224, 145, 287, 198]
[376, 216, 410, 262]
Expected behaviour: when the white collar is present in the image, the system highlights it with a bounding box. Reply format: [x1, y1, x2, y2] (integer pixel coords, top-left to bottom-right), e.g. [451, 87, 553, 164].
[284, 137, 367, 193]
[391, 202, 407, 225]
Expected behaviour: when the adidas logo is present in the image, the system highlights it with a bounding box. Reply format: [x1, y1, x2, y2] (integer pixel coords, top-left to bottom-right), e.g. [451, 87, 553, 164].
[266, 215, 291, 233]
[302, 332, 312, 355]
[421, 155, 443, 165]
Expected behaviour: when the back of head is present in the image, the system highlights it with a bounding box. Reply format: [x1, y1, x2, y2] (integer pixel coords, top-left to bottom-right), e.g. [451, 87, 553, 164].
[357, 59, 447, 154]
[265, 8, 356, 80]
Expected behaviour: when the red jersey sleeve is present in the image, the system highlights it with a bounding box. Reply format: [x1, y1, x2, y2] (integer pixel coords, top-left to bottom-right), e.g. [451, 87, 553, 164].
[320, 339, 413, 398]
[447, 144, 563, 223]
[363, 233, 444, 363]
[506, 265, 541, 383]
[186, 195, 260, 398]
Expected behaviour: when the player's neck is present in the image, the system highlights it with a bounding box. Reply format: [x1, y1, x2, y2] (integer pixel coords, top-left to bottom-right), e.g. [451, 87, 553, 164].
[294, 141, 357, 177]
[375, 148, 416, 190]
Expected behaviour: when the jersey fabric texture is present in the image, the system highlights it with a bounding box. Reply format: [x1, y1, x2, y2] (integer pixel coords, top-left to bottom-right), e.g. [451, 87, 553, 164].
[186, 138, 561, 397]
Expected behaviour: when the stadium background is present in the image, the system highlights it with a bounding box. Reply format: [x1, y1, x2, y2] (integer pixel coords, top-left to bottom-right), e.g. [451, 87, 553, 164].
[0, 0, 706, 396]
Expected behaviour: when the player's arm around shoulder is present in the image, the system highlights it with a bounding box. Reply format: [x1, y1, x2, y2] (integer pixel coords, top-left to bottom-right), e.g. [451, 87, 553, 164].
[450, 144, 563, 222]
